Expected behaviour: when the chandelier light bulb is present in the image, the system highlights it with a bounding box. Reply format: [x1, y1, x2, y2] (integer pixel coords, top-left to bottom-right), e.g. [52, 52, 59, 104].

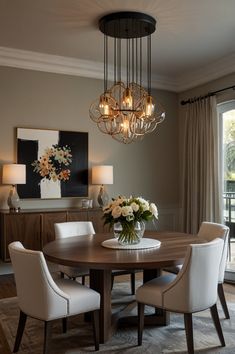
[144, 95, 155, 117]
[122, 87, 133, 109]
[99, 95, 111, 116]
[121, 118, 130, 133]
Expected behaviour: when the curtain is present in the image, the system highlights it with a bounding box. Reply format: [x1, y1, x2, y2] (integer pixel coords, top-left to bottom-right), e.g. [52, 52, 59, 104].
[182, 96, 222, 234]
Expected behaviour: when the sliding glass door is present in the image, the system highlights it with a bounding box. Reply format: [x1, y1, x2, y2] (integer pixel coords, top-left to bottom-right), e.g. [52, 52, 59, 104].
[218, 100, 235, 282]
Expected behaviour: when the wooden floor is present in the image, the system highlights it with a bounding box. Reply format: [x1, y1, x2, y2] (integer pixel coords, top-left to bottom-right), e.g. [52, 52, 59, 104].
[0, 275, 15, 353]
[0, 274, 16, 299]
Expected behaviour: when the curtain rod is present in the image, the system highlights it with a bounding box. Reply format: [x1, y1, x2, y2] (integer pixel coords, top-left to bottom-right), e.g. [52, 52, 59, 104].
[180, 85, 235, 106]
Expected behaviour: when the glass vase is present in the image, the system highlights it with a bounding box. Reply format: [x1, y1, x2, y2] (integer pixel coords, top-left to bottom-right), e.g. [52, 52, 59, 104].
[113, 221, 145, 245]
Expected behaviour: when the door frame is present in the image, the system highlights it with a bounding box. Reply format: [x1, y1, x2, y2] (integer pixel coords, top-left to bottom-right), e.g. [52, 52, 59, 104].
[218, 99, 235, 283]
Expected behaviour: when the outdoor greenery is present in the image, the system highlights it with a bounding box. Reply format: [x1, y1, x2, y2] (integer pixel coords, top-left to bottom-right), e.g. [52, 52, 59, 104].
[224, 110, 235, 181]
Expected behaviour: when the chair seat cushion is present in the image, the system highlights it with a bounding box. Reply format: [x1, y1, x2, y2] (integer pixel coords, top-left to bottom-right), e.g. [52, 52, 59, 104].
[55, 279, 100, 316]
[136, 274, 176, 308]
[59, 265, 89, 278]
[163, 265, 182, 274]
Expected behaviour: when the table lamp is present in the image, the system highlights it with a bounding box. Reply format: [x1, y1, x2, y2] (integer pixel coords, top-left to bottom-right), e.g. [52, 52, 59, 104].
[2, 164, 26, 212]
[92, 165, 113, 207]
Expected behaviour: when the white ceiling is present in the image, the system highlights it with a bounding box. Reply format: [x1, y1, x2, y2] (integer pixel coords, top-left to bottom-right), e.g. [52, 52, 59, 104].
[0, 0, 235, 92]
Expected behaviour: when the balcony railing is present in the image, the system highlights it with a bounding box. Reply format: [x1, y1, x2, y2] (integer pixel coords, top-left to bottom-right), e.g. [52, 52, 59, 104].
[223, 192, 235, 260]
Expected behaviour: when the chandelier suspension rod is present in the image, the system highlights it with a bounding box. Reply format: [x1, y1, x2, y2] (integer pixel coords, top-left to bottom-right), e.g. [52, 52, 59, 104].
[114, 37, 116, 84]
[126, 38, 128, 87]
[148, 34, 152, 95]
[135, 38, 138, 84]
[140, 37, 142, 87]
[104, 33, 108, 92]
[132, 38, 134, 84]
[118, 38, 121, 83]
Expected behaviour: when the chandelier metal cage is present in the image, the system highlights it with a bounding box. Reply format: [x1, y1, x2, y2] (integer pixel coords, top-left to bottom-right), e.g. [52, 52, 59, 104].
[89, 11, 165, 144]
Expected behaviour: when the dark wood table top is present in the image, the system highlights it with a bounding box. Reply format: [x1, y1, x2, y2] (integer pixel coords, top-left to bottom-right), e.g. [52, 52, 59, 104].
[43, 231, 199, 270]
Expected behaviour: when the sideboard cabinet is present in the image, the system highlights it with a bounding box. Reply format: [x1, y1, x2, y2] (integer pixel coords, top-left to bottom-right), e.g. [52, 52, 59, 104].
[0, 208, 107, 261]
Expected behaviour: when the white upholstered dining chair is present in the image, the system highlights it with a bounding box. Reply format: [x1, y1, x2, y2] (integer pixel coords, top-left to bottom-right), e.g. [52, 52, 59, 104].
[54, 221, 95, 284]
[136, 238, 225, 354]
[164, 221, 230, 319]
[9, 241, 100, 354]
[55, 221, 136, 294]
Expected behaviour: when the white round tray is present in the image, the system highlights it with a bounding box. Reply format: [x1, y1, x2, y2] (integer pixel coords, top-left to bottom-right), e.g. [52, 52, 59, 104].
[101, 237, 161, 250]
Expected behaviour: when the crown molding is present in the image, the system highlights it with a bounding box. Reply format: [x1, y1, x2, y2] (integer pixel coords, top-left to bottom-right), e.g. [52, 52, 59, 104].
[0, 46, 178, 91]
[0, 46, 104, 79]
[0, 46, 234, 93]
[175, 53, 235, 92]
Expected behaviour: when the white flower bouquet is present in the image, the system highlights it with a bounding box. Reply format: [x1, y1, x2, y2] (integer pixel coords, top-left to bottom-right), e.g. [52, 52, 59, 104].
[103, 196, 158, 244]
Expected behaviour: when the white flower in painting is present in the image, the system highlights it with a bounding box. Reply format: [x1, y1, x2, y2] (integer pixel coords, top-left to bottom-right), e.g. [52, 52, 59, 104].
[112, 206, 122, 219]
[121, 206, 133, 217]
[149, 203, 158, 219]
[131, 202, 139, 212]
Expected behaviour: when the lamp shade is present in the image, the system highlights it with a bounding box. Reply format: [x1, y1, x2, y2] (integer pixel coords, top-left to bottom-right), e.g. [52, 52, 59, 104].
[2, 164, 26, 185]
[92, 165, 113, 185]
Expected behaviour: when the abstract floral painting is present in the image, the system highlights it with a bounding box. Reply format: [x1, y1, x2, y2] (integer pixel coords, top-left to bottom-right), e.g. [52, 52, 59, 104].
[17, 128, 88, 199]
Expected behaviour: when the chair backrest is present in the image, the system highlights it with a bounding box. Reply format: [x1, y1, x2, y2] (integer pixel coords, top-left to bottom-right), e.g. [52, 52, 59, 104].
[197, 221, 230, 282]
[54, 221, 95, 239]
[9, 241, 69, 321]
[163, 238, 224, 313]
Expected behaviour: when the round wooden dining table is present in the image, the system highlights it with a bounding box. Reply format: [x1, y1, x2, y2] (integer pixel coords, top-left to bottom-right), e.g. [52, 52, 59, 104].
[43, 230, 199, 343]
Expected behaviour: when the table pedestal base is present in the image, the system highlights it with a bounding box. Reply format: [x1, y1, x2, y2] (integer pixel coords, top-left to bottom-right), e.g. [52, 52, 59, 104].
[90, 268, 169, 343]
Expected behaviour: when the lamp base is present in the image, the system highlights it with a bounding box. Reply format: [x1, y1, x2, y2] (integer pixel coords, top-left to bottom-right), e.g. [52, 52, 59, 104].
[97, 185, 109, 208]
[9, 207, 21, 213]
[7, 185, 21, 212]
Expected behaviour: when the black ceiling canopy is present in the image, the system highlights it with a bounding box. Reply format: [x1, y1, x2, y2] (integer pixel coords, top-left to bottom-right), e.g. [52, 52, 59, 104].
[99, 11, 156, 39]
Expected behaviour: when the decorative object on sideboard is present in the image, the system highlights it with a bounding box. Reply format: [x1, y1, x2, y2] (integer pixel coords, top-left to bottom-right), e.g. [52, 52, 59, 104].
[17, 127, 88, 199]
[92, 165, 113, 207]
[2, 164, 26, 212]
[81, 199, 90, 208]
[89, 11, 165, 144]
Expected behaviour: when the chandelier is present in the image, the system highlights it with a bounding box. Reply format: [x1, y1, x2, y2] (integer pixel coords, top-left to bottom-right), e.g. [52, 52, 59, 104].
[89, 11, 165, 144]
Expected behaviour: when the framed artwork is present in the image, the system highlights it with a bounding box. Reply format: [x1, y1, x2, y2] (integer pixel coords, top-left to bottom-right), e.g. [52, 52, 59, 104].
[17, 128, 88, 199]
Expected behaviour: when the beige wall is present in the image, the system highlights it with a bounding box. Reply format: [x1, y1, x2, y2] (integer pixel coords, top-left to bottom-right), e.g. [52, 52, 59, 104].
[0, 67, 179, 228]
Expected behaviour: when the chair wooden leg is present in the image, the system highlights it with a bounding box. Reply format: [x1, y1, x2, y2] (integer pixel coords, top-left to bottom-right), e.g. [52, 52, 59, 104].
[82, 275, 85, 285]
[184, 313, 194, 354]
[111, 274, 114, 290]
[138, 302, 145, 346]
[62, 318, 67, 333]
[228, 234, 231, 261]
[131, 272, 135, 295]
[13, 311, 27, 353]
[60, 272, 64, 278]
[43, 321, 52, 354]
[92, 310, 99, 351]
[210, 304, 225, 347]
[218, 283, 230, 319]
